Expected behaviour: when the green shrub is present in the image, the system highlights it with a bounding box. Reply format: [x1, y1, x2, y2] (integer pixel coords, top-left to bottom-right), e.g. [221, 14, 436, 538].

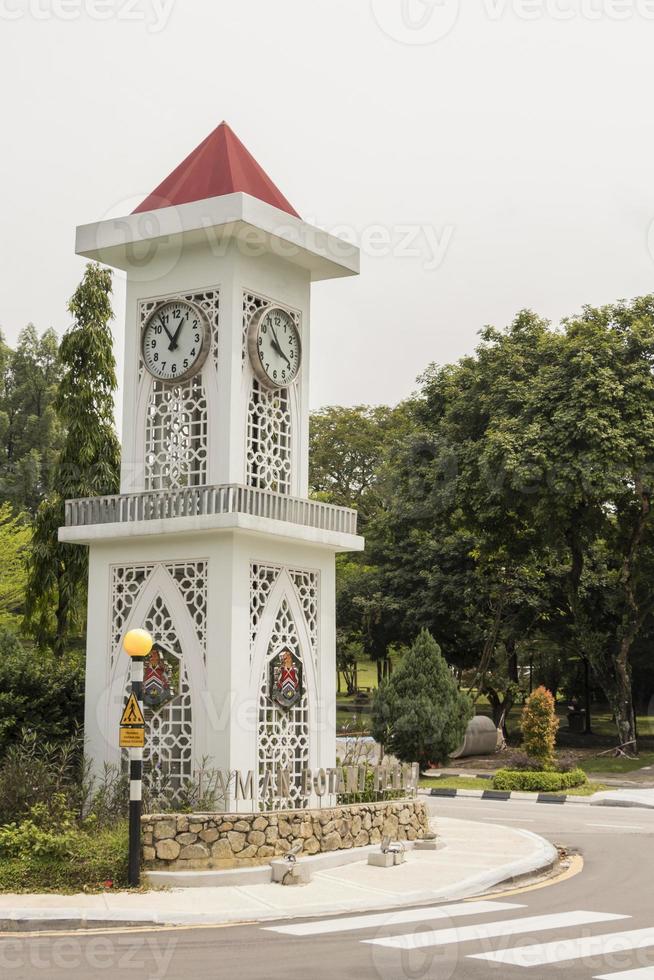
[0, 630, 84, 753]
[0, 730, 86, 825]
[493, 768, 588, 793]
[520, 686, 559, 768]
[0, 821, 128, 892]
[372, 630, 472, 768]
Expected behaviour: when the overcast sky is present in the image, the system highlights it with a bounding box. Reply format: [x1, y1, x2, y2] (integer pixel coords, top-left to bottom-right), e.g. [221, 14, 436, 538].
[1, 1, 654, 431]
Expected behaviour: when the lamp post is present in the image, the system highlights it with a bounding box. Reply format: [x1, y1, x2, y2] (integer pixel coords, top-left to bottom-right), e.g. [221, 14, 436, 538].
[122, 628, 153, 888]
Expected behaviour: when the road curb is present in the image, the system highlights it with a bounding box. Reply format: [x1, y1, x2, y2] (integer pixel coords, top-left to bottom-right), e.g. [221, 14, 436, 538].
[424, 787, 654, 807]
[425, 787, 592, 804]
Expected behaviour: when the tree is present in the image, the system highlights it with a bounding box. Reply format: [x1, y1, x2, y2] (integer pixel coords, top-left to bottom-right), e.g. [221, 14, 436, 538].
[467, 301, 654, 749]
[371, 629, 472, 768]
[310, 404, 417, 682]
[0, 503, 31, 630]
[393, 301, 654, 750]
[0, 325, 63, 514]
[309, 403, 414, 526]
[25, 264, 120, 654]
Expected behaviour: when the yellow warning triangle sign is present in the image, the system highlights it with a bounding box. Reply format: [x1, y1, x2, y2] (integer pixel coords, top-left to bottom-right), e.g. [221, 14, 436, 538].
[120, 693, 145, 727]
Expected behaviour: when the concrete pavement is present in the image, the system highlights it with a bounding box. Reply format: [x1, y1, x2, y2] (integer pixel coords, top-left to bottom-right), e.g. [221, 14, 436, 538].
[0, 816, 556, 931]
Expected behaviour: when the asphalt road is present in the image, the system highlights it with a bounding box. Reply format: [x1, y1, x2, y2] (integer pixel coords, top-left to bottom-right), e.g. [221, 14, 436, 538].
[3, 798, 654, 980]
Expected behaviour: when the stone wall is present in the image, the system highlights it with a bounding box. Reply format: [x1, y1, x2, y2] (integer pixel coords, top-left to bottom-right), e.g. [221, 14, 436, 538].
[142, 799, 430, 870]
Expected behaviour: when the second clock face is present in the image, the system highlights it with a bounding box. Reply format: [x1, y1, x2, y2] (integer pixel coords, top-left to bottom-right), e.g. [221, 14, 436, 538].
[249, 306, 302, 388]
[142, 300, 210, 383]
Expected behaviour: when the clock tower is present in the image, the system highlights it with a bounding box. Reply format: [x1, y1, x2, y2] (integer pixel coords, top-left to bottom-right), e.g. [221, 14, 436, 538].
[60, 123, 363, 810]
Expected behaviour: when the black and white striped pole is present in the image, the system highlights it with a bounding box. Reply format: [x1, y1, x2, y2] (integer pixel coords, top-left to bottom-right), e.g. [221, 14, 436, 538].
[122, 628, 153, 888]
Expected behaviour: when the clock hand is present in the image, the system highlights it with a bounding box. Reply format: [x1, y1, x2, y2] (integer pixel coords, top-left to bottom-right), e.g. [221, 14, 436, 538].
[269, 323, 291, 368]
[168, 312, 187, 351]
[159, 314, 176, 347]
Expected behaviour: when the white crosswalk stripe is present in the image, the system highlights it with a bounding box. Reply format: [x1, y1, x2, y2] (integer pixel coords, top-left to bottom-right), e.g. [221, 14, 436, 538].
[363, 910, 629, 950]
[470, 927, 654, 968]
[263, 899, 525, 936]
[594, 969, 654, 979]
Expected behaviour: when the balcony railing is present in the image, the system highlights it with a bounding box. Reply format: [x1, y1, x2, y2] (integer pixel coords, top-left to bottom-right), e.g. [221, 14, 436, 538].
[64, 484, 358, 536]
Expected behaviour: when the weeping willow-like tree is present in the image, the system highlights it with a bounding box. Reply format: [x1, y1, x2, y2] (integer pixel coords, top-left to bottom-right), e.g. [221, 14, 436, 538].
[26, 263, 120, 655]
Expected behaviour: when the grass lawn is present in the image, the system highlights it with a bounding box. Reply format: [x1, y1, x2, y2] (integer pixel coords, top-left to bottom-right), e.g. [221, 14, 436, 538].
[579, 750, 654, 775]
[420, 774, 607, 796]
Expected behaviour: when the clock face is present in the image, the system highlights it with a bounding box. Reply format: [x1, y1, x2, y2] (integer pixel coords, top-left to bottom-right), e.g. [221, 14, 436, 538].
[142, 299, 210, 383]
[248, 306, 302, 389]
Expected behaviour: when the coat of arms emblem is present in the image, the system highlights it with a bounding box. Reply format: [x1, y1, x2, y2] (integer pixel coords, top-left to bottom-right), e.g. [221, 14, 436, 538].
[270, 647, 303, 710]
[143, 644, 176, 709]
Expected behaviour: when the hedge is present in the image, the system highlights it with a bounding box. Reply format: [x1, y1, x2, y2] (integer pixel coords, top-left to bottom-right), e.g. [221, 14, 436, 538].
[492, 768, 588, 793]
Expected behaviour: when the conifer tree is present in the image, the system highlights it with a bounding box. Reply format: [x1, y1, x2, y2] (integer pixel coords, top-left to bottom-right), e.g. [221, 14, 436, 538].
[372, 629, 472, 768]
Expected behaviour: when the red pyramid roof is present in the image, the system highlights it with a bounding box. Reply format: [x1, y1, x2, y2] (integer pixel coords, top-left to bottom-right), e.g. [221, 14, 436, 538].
[133, 122, 300, 218]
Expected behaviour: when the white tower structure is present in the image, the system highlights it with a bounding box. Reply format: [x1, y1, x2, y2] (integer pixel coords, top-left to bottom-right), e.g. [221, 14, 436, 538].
[59, 123, 363, 810]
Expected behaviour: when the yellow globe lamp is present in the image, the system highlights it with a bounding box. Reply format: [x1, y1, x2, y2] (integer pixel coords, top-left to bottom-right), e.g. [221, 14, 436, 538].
[123, 628, 153, 658]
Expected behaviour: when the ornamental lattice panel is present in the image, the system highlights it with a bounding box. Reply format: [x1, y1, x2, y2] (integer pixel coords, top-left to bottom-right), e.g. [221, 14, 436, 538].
[257, 598, 310, 810]
[249, 562, 319, 668]
[140, 289, 219, 490]
[110, 560, 208, 669]
[246, 379, 292, 494]
[243, 291, 300, 495]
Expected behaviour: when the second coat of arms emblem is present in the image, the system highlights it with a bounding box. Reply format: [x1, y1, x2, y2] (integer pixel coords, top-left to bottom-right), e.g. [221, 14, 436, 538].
[270, 647, 303, 709]
[143, 644, 176, 709]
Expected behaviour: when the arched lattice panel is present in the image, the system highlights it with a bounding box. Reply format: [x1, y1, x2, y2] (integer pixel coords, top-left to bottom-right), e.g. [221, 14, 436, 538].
[257, 598, 310, 810]
[250, 563, 319, 668]
[111, 560, 207, 668]
[123, 595, 193, 803]
[139, 289, 219, 491]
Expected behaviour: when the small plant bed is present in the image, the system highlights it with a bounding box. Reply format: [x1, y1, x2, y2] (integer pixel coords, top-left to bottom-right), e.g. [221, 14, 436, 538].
[493, 767, 588, 793]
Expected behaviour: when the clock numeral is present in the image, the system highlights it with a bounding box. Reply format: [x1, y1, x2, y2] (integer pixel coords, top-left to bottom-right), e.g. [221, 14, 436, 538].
[153, 353, 158, 362]
[183, 359, 189, 369]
